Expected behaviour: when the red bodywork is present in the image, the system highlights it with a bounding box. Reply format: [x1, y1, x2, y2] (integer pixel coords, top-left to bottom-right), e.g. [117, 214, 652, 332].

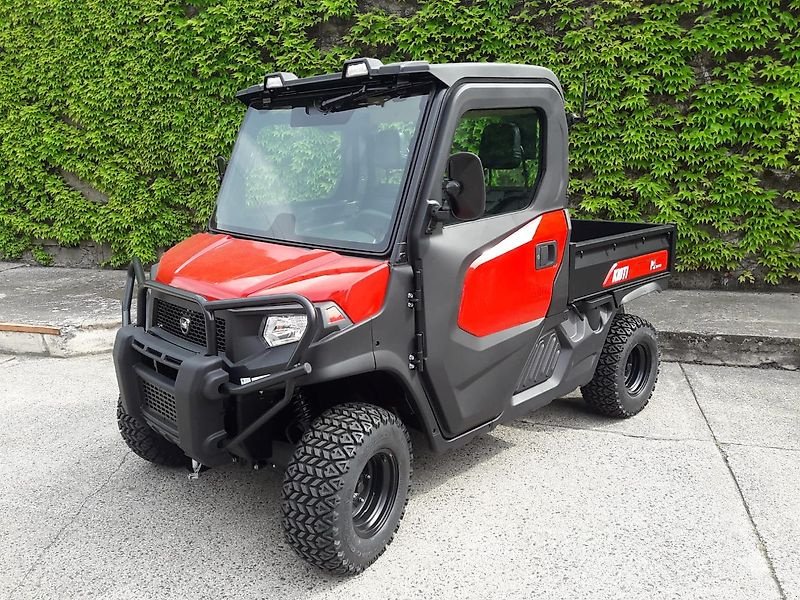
[457, 210, 569, 337]
[602, 250, 669, 288]
[156, 233, 390, 323]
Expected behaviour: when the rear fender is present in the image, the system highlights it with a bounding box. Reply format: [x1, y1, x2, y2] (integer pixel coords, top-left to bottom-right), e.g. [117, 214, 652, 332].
[615, 280, 666, 306]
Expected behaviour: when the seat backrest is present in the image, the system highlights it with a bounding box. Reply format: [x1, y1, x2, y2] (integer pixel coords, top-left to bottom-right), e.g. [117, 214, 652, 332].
[479, 122, 523, 170]
[372, 128, 406, 171]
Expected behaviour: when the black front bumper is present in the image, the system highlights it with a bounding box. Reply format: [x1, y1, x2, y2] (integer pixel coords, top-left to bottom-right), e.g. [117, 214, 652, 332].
[114, 261, 317, 466]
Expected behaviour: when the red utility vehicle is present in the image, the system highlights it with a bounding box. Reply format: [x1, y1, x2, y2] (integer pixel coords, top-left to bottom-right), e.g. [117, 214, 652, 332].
[114, 59, 676, 574]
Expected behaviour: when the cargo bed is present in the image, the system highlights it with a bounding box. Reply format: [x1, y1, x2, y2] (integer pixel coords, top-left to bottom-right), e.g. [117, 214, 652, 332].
[568, 220, 676, 303]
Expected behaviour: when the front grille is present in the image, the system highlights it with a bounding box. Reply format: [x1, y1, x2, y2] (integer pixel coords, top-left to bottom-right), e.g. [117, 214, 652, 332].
[153, 298, 225, 353]
[141, 379, 177, 423]
[215, 319, 226, 352]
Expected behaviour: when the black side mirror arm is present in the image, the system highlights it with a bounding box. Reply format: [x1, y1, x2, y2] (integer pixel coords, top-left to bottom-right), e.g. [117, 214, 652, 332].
[425, 198, 451, 234]
[423, 177, 455, 233]
[567, 113, 586, 126]
[426, 178, 466, 234]
[443, 179, 462, 198]
[566, 72, 588, 127]
[215, 156, 227, 185]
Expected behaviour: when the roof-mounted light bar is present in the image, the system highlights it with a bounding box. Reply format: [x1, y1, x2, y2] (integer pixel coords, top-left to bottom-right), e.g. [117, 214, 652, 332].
[263, 71, 298, 90]
[342, 57, 384, 79]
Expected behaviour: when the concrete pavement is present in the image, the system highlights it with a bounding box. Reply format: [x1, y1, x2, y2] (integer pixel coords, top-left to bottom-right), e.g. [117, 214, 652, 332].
[1, 354, 797, 600]
[0, 263, 121, 356]
[1, 262, 798, 367]
[629, 290, 800, 369]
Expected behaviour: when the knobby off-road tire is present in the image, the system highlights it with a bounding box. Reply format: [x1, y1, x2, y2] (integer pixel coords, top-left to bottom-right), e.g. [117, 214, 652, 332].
[116, 396, 186, 467]
[281, 403, 412, 575]
[581, 312, 660, 418]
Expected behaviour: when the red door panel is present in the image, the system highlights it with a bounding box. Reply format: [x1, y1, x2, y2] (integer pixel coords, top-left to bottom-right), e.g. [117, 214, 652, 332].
[457, 209, 568, 337]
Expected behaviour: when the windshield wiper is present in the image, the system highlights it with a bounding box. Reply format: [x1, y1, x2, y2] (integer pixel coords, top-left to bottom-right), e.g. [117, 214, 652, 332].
[318, 82, 423, 113]
[319, 85, 367, 112]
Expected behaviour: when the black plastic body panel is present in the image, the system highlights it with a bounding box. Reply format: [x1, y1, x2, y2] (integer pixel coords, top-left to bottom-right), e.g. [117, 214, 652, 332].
[372, 265, 446, 443]
[515, 330, 560, 392]
[408, 81, 570, 439]
[505, 302, 615, 420]
[115, 326, 230, 466]
[568, 220, 676, 303]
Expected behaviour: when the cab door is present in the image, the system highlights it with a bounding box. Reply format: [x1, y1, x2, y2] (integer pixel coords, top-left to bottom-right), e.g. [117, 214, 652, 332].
[414, 82, 570, 438]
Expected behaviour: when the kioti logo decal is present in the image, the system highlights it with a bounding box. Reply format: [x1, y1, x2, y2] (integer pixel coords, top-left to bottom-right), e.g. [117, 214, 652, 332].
[602, 250, 669, 288]
[610, 265, 630, 283]
[179, 315, 192, 334]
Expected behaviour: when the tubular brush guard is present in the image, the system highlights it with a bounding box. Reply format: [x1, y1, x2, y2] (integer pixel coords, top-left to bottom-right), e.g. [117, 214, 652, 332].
[115, 258, 317, 466]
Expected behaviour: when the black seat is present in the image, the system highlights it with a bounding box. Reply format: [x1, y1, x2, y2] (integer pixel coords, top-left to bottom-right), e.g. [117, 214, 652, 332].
[372, 128, 406, 171]
[479, 122, 523, 170]
[478, 122, 530, 214]
[366, 129, 406, 211]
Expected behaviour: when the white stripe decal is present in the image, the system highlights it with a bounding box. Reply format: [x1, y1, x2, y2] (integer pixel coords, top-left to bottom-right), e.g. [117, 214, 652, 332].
[175, 236, 229, 274]
[470, 217, 542, 269]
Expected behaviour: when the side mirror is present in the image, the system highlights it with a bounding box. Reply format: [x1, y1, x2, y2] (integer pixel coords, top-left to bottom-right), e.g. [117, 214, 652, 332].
[445, 152, 485, 221]
[215, 156, 227, 185]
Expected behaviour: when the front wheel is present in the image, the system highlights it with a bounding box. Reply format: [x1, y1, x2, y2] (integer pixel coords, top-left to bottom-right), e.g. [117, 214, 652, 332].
[581, 312, 660, 418]
[281, 403, 412, 575]
[117, 396, 186, 466]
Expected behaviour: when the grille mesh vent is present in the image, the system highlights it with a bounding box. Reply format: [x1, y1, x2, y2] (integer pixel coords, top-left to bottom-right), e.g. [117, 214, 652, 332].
[153, 298, 225, 353]
[141, 379, 178, 423]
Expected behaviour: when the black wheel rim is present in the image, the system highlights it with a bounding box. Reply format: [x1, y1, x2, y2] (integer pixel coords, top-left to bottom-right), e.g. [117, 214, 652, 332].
[624, 343, 652, 396]
[352, 450, 399, 538]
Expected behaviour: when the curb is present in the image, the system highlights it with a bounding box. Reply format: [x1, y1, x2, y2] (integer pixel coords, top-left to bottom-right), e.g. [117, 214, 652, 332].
[0, 322, 118, 358]
[658, 331, 798, 371]
[0, 322, 796, 369]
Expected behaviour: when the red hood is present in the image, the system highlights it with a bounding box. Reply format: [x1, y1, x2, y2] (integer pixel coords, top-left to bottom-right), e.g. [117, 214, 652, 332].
[156, 233, 390, 323]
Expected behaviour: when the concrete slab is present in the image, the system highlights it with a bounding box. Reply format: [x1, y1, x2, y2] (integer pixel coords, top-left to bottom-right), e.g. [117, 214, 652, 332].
[525, 361, 713, 442]
[0, 262, 24, 273]
[0, 356, 785, 600]
[629, 290, 800, 369]
[0, 265, 124, 357]
[12, 432, 779, 600]
[0, 354, 125, 599]
[0, 265, 123, 328]
[629, 289, 800, 340]
[656, 330, 799, 370]
[682, 364, 800, 450]
[723, 445, 800, 600]
[0, 330, 48, 355]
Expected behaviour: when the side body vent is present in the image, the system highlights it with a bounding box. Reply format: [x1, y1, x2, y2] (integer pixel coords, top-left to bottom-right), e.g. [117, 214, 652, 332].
[515, 330, 561, 392]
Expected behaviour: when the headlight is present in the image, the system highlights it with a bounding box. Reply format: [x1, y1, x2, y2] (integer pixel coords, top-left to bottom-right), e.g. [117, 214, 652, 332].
[263, 314, 308, 347]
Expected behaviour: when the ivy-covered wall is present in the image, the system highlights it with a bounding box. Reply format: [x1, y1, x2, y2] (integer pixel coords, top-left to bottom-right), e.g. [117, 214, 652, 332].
[0, 0, 798, 283]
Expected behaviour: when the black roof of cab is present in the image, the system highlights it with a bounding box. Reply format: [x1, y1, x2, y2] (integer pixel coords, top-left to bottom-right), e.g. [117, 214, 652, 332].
[235, 60, 564, 106]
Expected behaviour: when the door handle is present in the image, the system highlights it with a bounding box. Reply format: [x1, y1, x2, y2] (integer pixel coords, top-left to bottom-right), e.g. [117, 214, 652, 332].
[535, 241, 558, 269]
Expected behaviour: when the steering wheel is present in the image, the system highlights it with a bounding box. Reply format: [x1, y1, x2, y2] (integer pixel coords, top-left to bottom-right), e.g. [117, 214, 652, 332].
[486, 192, 529, 215]
[352, 209, 392, 241]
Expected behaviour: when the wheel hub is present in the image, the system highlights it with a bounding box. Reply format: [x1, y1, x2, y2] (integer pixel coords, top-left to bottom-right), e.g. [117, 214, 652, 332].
[624, 342, 652, 396]
[352, 450, 400, 538]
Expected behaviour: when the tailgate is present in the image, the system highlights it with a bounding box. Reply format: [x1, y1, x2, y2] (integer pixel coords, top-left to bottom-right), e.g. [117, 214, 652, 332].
[568, 220, 676, 303]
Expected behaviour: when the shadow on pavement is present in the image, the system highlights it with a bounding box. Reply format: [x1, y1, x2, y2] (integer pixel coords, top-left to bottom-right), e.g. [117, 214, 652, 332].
[410, 430, 513, 497]
[95, 426, 515, 590]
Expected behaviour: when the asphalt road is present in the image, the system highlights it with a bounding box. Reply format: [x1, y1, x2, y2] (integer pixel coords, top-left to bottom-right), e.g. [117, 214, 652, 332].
[1, 354, 798, 600]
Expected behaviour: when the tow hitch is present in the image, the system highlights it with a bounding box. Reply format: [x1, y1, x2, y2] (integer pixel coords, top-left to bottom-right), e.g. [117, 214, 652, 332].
[187, 459, 205, 480]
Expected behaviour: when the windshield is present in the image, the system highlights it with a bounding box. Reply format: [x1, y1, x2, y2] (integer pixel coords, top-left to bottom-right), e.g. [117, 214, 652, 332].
[212, 89, 429, 252]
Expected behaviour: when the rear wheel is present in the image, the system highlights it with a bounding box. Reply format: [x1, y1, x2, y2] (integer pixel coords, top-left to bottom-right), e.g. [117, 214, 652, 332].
[581, 313, 659, 418]
[281, 403, 412, 574]
[116, 396, 186, 466]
